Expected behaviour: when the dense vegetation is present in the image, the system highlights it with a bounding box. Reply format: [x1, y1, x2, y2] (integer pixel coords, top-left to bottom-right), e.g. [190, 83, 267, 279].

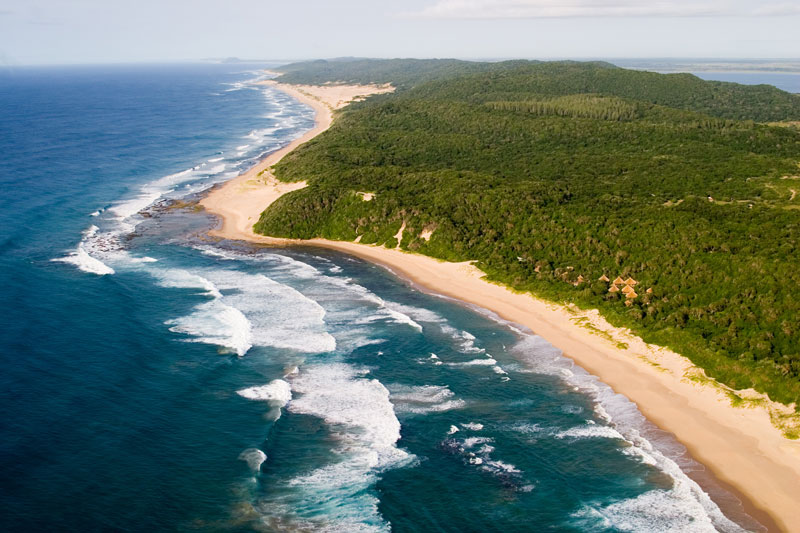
[258, 59, 800, 408]
[277, 59, 800, 121]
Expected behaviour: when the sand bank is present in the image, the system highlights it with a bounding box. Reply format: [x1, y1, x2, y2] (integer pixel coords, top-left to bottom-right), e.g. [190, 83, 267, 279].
[201, 79, 800, 532]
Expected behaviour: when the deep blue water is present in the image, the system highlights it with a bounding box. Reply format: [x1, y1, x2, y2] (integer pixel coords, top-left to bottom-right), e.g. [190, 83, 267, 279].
[0, 64, 767, 532]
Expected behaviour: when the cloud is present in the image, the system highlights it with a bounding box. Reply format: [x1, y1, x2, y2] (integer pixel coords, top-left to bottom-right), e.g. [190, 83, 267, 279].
[408, 0, 800, 18]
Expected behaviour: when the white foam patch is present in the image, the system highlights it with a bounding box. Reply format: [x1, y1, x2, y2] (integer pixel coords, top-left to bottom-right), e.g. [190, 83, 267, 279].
[284, 363, 412, 531]
[482, 459, 520, 475]
[130, 256, 158, 263]
[152, 266, 335, 356]
[325, 285, 423, 332]
[290, 364, 402, 453]
[388, 384, 466, 415]
[443, 433, 525, 486]
[462, 422, 484, 431]
[167, 299, 252, 356]
[442, 326, 485, 354]
[52, 225, 115, 275]
[446, 357, 498, 367]
[196, 246, 239, 261]
[238, 448, 267, 472]
[378, 302, 488, 353]
[237, 379, 292, 407]
[462, 436, 494, 448]
[555, 425, 626, 441]
[206, 269, 335, 353]
[572, 486, 735, 533]
[53, 243, 115, 275]
[154, 269, 221, 297]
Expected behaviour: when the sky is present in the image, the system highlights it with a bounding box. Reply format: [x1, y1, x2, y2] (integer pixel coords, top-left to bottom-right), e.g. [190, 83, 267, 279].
[0, 0, 799, 65]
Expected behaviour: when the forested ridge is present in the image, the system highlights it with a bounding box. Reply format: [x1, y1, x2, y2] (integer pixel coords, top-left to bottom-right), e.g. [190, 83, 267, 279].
[257, 59, 800, 411]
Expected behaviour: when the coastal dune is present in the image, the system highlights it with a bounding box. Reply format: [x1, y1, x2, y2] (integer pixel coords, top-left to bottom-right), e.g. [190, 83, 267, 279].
[201, 79, 800, 532]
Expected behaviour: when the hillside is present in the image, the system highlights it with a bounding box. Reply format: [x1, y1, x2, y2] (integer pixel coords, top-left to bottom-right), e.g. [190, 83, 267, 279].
[276, 58, 800, 121]
[261, 59, 800, 408]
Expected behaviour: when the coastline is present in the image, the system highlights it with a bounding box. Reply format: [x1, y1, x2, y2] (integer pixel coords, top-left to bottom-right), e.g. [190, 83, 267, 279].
[200, 80, 800, 532]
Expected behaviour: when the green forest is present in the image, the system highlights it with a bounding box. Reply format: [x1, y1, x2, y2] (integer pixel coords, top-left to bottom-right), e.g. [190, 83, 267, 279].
[255, 59, 800, 410]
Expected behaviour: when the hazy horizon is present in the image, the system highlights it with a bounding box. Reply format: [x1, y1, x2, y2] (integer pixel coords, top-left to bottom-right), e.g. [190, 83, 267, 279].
[2, 0, 799, 66]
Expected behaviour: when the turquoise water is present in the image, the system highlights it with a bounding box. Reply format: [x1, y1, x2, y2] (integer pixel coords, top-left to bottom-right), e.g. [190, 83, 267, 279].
[0, 64, 766, 531]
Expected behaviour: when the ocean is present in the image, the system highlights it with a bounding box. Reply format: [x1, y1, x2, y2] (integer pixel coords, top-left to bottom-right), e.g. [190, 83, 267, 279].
[0, 63, 771, 532]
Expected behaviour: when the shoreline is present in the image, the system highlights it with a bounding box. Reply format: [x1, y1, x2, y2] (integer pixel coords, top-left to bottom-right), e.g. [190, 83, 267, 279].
[200, 79, 800, 532]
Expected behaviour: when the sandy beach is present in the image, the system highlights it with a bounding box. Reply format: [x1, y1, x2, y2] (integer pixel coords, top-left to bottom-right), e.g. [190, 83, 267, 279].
[201, 79, 800, 532]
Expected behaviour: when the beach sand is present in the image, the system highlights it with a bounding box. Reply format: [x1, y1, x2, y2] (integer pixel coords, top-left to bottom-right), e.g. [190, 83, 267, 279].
[201, 79, 800, 532]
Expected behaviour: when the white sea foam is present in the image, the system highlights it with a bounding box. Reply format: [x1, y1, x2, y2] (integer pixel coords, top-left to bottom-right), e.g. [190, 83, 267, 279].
[53, 242, 115, 275]
[442, 326, 485, 354]
[155, 267, 335, 355]
[555, 425, 626, 441]
[572, 485, 738, 533]
[462, 436, 494, 448]
[195, 246, 239, 261]
[380, 301, 445, 324]
[238, 448, 267, 472]
[237, 379, 292, 407]
[443, 433, 525, 487]
[290, 364, 402, 453]
[462, 422, 484, 431]
[507, 422, 544, 435]
[284, 363, 412, 531]
[166, 299, 252, 356]
[388, 384, 466, 415]
[512, 334, 748, 532]
[446, 357, 498, 367]
[207, 269, 335, 353]
[482, 459, 521, 475]
[386, 301, 486, 353]
[52, 225, 115, 275]
[154, 269, 221, 297]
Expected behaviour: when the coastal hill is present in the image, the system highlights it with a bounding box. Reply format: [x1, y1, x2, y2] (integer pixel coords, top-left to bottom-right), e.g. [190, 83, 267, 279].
[257, 59, 800, 411]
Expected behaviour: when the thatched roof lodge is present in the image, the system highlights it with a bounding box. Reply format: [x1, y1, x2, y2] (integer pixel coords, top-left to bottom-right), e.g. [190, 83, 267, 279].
[624, 277, 638, 286]
[598, 274, 610, 282]
[608, 285, 620, 293]
[625, 290, 638, 299]
[621, 285, 634, 295]
[613, 276, 625, 285]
